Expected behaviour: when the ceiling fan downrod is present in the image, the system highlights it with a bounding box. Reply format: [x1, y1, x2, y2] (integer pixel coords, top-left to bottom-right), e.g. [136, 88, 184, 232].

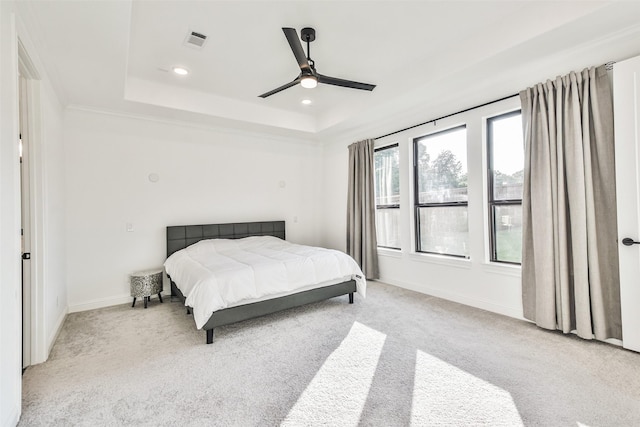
[301, 27, 315, 66]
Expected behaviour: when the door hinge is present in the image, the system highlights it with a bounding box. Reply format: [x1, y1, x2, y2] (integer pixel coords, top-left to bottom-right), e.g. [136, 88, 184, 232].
[22, 252, 31, 260]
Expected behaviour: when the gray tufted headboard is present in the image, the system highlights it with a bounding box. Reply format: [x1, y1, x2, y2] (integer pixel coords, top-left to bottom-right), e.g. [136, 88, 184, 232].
[166, 220, 286, 258]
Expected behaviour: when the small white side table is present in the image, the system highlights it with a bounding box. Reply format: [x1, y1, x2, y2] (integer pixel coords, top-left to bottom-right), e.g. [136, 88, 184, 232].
[130, 268, 163, 309]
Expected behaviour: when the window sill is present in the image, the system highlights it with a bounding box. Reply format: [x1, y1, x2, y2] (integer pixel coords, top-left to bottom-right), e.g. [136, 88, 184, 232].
[408, 252, 472, 269]
[483, 262, 521, 277]
[377, 247, 402, 258]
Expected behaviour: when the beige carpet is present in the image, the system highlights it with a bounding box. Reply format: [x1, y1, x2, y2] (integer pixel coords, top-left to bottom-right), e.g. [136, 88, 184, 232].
[20, 281, 640, 426]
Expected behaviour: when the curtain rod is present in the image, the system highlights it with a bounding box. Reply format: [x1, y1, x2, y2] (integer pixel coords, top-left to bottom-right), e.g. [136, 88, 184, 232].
[374, 93, 519, 140]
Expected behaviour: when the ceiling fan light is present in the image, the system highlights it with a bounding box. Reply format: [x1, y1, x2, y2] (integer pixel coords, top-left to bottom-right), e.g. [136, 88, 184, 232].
[300, 75, 317, 89]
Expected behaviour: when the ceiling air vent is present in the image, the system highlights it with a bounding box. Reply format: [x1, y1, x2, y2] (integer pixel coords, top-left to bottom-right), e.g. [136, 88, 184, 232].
[184, 30, 207, 49]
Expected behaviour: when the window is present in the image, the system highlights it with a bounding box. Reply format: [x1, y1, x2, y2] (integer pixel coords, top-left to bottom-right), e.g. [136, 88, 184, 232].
[487, 111, 523, 264]
[414, 126, 468, 257]
[374, 144, 400, 249]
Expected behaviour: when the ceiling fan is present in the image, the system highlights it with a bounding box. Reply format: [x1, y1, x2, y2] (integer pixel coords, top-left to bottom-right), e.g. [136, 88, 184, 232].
[259, 27, 376, 98]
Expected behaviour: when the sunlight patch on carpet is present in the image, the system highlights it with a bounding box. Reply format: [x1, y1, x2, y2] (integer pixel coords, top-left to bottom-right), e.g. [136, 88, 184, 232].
[410, 350, 523, 426]
[281, 322, 386, 426]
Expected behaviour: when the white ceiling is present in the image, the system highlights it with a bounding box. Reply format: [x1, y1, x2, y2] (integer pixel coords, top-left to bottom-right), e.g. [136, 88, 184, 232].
[18, 0, 640, 140]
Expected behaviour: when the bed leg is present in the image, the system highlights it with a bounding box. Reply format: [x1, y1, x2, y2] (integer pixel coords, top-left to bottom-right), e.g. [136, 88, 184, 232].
[206, 329, 214, 344]
[349, 293, 354, 304]
[186, 307, 191, 315]
[131, 298, 136, 308]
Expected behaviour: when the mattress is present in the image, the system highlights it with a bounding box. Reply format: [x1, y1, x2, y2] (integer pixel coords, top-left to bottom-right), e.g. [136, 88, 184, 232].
[164, 236, 366, 328]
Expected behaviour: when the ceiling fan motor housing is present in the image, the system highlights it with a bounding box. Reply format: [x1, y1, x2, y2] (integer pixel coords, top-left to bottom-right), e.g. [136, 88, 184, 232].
[300, 27, 316, 42]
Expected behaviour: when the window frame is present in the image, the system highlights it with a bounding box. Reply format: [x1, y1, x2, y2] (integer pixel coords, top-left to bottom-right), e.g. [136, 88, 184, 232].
[374, 143, 400, 250]
[413, 125, 469, 258]
[486, 110, 523, 265]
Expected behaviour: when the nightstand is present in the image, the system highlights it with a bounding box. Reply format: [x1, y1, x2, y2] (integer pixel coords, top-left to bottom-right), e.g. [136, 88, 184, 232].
[130, 268, 163, 309]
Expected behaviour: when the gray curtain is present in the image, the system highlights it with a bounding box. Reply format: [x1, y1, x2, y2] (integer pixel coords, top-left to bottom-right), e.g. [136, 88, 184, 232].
[520, 65, 621, 340]
[347, 139, 379, 279]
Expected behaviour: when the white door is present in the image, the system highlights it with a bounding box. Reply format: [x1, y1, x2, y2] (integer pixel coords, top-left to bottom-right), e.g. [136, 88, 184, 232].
[614, 56, 640, 352]
[19, 74, 33, 368]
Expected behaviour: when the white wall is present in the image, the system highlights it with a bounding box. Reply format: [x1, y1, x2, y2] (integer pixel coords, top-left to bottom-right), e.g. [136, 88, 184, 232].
[39, 79, 68, 350]
[320, 98, 524, 319]
[64, 108, 322, 312]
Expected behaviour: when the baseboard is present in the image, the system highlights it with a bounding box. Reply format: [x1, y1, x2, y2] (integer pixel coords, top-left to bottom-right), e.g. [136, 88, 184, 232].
[3, 404, 20, 427]
[375, 279, 629, 349]
[47, 307, 68, 356]
[68, 291, 171, 313]
[604, 338, 623, 347]
[377, 276, 525, 320]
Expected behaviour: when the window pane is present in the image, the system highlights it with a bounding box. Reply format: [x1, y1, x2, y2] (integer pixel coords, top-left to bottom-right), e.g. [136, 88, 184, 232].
[491, 114, 524, 200]
[374, 146, 400, 206]
[418, 206, 469, 257]
[493, 204, 522, 263]
[416, 127, 467, 204]
[376, 208, 400, 249]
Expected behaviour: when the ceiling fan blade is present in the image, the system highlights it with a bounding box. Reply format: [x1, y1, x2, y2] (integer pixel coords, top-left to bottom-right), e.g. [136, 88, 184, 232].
[317, 74, 376, 91]
[258, 77, 301, 98]
[282, 27, 311, 72]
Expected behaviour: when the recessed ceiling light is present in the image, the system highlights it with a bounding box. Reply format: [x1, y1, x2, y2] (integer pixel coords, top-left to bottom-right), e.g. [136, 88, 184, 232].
[172, 67, 189, 76]
[301, 99, 312, 105]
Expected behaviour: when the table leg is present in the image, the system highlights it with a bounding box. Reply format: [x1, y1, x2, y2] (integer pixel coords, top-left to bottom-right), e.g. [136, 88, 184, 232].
[158, 293, 163, 303]
[144, 296, 148, 309]
[131, 297, 136, 308]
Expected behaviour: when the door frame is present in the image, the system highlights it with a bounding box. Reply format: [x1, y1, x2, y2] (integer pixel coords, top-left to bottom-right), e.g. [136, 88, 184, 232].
[17, 38, 47, 365]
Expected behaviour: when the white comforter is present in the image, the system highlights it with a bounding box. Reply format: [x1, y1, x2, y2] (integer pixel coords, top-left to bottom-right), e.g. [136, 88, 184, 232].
[164, 236, 366, 329]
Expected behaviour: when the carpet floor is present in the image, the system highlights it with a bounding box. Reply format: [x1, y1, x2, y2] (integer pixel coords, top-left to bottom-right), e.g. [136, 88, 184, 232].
[20, 281, 640, 426]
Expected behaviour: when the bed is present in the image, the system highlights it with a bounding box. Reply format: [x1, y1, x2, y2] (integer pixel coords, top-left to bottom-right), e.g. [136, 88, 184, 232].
[165, 220, 365, 344]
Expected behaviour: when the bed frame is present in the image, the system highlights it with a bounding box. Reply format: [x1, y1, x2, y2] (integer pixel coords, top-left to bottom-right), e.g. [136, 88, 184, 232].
[166, 220, 357, 344]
